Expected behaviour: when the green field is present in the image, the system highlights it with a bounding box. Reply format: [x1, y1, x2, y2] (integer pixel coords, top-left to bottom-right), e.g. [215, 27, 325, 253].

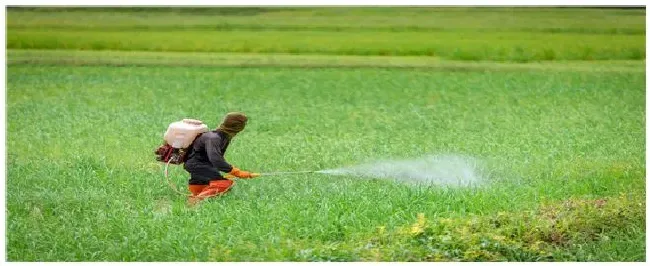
[7, 7, 646, 61]
[5, 7, 647, 262]
[8, 7, 645, 32]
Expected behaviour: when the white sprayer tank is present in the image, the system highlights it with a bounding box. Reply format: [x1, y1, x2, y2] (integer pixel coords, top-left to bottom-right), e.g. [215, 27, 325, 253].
[163, 119, 209, 148]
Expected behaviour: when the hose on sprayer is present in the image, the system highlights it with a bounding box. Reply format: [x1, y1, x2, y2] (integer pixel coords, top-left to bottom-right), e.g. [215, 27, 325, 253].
[163, 157, 192, 196]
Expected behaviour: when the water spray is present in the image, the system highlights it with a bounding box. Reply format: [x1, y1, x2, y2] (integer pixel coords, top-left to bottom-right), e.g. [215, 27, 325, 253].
[163, 153, 482, 196]
[232, 154, 483, 187]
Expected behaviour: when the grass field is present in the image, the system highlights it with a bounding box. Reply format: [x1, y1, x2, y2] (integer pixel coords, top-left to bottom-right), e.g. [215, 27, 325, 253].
[7, 61, 646, 261]
[5, 6, 647, 262]
[8, 7, 646, 32]
[7, 50, 646, 72]
[7, 7, 646, 61]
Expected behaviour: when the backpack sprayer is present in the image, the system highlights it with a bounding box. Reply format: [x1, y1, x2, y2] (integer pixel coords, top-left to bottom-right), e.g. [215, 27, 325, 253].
[155, 119, 321, 196]
[154, 119, 209, 195]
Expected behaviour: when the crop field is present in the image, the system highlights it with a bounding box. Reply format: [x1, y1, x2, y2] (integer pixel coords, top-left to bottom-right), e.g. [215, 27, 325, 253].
[5, 7, 647, 262]
[7, 7, 646, 61]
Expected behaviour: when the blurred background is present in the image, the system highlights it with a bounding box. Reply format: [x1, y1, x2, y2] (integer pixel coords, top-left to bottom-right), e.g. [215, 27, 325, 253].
[6, 6, 646, 63]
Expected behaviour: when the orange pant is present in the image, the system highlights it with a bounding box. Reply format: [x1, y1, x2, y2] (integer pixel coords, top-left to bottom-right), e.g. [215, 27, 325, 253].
[188, 180, 234, 203]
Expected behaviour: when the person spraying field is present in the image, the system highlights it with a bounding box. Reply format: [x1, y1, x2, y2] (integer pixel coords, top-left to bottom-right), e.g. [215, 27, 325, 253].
[183, 112, 260, 204]
[155, 112, 260, 205]
[156, 113, 480, 205]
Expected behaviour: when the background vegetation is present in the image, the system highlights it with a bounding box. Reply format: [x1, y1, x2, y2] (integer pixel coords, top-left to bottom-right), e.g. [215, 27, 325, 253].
[6, 7, 646, 261]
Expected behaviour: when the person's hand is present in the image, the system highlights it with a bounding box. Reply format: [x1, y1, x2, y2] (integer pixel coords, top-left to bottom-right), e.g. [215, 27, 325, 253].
[229, 167, 260, 179]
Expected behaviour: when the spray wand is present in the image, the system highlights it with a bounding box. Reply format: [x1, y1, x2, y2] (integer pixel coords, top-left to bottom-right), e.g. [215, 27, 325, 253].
[224, 170, 322, 180]
[259, 170, 320, 176]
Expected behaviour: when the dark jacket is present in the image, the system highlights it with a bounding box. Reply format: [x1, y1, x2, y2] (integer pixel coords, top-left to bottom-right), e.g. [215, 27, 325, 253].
[184, 130, 234, 175]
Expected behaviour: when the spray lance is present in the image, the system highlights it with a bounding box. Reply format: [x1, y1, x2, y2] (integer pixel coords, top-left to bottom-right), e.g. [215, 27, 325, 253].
[223, 170, 322, 180]
[259, 170, 320, 176]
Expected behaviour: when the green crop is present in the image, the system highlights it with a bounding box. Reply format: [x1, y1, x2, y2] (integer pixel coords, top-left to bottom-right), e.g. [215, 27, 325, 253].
[5, 6, 646, 262]
[6, 7, 646, 61]
[7, 49, 646, 72]
[6, 59, 645, 261]
[7, 7, 645, 34]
